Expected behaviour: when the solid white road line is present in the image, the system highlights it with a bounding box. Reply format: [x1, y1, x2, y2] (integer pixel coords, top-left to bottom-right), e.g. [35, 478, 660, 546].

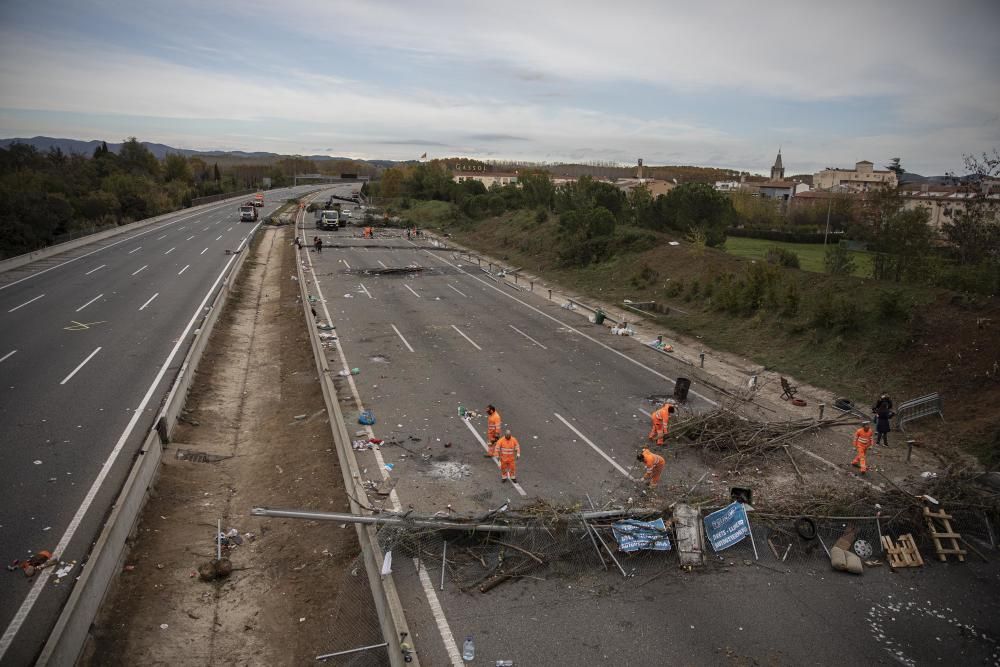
[403, 284, 421, 298]
[359, 283, 373, 299]
[554, 412, 635, 480]
[298, 230, 462, 666]
[391, 324, 415, 352]
[200, 247, 208, 255]
[428, 250, 720, 407]
[128, 246, 142, 254]
[461, 419, 528, 496]
[341, 259, 351, 270]
[138, 292, 159, 311]
[8, 294, 44, 312]
[450, 324, 482, 351]
[178, 264, 190, 275]
[164, 247, 175, 255]
[59, 347, 102, 385]
[377, 260, 388, 268]
[0, 350, 16, 364]
[131, 265, 148, 276]
[446, 284, 468, 298]
[156, 234, 167, 240]
[186, 235, 195, 241]
[84, 264, 106, 275]
[509, 324, 548, 350]
[0, 230, 254, 658]
[76, 294, 104, 312]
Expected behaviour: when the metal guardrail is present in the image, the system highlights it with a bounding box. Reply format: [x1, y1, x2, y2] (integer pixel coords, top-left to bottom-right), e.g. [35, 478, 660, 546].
[896, 393, 944, 431]
[190, 188, 256, 207]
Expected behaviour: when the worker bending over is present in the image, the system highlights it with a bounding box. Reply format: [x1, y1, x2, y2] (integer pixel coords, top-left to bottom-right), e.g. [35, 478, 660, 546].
[638, 448, 665, 488]
[648, 401, 675, 446]
[852, 421, 874, 473]
[495, 430, 520, 483]
[485, 405, 502, 457]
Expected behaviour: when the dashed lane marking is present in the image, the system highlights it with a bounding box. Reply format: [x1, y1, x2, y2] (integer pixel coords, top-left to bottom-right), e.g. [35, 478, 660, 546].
[76, 294, 103, 312]
[8, 294, 44, 312]
[403, 284, 421, 298]
[59, 347, 102, 385]
[554, 412, 635, 480]
[450, 324, 482, 351]
[509, 324, 548, 350]
[391, 323, 415, 352]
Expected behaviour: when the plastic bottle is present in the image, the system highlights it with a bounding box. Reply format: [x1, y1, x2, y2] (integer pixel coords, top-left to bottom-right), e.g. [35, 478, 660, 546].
[458, 405, 466, 417]
[462, 636, 475, 661]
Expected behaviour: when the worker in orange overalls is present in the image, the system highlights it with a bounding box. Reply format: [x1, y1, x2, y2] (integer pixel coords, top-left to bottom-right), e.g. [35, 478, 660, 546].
[495, 429, 520, 483]
[647, 401, 675, 446]
[637, 447, 665, 488]
[485, 405, 502, 457]
[852, 421, 874, 473]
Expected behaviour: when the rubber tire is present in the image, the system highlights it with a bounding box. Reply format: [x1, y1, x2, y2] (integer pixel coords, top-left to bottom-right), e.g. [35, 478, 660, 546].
[795, 517, 818, 541]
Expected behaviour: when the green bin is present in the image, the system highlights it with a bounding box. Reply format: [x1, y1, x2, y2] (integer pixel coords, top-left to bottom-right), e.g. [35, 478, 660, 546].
[594, 310, 606, 325]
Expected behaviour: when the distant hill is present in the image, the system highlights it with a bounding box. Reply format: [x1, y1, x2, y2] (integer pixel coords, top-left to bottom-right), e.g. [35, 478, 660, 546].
[0, 136, 356, 162]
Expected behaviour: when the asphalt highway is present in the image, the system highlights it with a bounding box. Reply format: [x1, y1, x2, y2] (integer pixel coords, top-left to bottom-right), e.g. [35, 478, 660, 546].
[0, 184, 347, 665]
[301, 228, 1000, 666]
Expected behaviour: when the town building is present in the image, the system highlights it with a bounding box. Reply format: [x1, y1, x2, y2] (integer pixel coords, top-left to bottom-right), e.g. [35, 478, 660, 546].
[900, 183, 1000, 230]
[615, 178, 676, 197]
[754, 150, 808, 202]
[814, 160, 897, 192]
[452, 172, 518, 188]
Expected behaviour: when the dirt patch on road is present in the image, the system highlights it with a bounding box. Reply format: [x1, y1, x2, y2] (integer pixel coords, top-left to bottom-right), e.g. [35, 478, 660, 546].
[85, 226, 366, 665]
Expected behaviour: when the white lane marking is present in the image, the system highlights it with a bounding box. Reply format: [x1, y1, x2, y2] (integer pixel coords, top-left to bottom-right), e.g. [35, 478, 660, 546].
[359, 283, 373, 299]
[59, 347, 102, 385]
[164, 247, 175, 255]
[638, 407, 652, 417]
[415, 560, 465, 666]
[202, 227, 209, 232]
[131, 264, 148, 276]
[138, 292, 159, 311]
[0, 350, 16, 364]
[76, 294, 104, 312]
[298, 228, 463, 666]
[226, 226, 233, 231]
[179, 226, 186, 231]
[0, 202, 235, 292]
[509, 324, 548, 350]
[450, 324, 482, 351]
[178, 264, 190, 275]
[200, 247, 208, 255]
[447, 284, 468, 298]
[186, 235, 195, 241]
[341, 259, 351, 270]
[377, 260, 388, 268]
[403, 284, 421, 298]
[427, 249, 719, 407]
[8, 294, 44, 312]
[84, 264, 106, 275]
[554, 412, 635, 480]
[391, 324, 414, 352]
[0, 229, 256, 657]
[156, 234, 167, 240]
[127, 246, 142, 254]
[215, 235, 222, 241]
[461, 419, 528, 496]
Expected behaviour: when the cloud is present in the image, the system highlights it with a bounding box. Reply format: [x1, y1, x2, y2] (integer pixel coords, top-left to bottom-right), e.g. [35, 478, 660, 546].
[465, 134, 530, 142]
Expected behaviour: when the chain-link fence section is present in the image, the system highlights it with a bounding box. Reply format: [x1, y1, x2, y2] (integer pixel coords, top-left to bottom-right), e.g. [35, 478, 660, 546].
[316, 547, 391, 666]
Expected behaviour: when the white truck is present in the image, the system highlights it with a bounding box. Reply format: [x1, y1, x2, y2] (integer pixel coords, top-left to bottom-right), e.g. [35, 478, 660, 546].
[316, 210, 340, 230]
[239, 204, 258, 222]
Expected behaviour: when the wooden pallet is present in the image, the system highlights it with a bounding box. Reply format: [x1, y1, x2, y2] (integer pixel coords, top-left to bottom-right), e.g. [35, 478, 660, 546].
[881, 534, 924, 568]
[924, 506, 966, 562]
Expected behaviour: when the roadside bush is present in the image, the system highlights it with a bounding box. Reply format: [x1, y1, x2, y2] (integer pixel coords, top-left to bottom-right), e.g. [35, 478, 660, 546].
[875, 290, 911, 321]
[610, 227, 658, 255]
[809, 295, 863, 334]
[665, 279, 684, 298]
[765, 246, 800, 268]
[535, 208, 548, 224]
[824, 243, 856, 275]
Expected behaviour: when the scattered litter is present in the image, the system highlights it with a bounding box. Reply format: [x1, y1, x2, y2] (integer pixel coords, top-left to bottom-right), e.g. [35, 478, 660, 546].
[33, 460, 42, 465]
[381, 550, 393, 576]
[160, 624, 169, 630]
[668, 241, 680, 246]
[54, 563, 74, 579]
[920, 471, 938, 479]
[293, 414, 308, 420]
[343, 294, 353, 298]
[359, 410, 376, 425]
[384, 463, 395, 472]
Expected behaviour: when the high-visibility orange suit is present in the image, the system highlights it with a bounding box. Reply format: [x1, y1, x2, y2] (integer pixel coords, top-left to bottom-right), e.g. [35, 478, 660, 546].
[852, 425, 874, 473]
[487, 408, 502, 451]
[648, 404, 673, 446]
[640, 447, 665, 487]
[495, 434, 520, 482]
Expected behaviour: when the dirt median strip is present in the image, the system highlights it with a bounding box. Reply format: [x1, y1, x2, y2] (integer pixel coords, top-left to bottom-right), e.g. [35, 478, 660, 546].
[83, 225, 375, 665]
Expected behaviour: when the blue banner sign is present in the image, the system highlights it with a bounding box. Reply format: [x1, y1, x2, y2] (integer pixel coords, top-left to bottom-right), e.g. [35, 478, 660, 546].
[703, 502, 750, 552]
[612, 518, 672, 553]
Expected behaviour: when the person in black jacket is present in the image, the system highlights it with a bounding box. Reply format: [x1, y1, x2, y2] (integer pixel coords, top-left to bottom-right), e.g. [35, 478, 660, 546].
[872, 393, 892, 414]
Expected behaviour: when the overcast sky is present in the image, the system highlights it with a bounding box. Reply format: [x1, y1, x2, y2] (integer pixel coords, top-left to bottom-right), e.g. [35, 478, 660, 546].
[1, 0, 998, 175]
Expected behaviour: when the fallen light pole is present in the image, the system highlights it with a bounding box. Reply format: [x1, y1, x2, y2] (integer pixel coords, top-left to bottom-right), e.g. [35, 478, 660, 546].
[251, 506, 661, 533]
